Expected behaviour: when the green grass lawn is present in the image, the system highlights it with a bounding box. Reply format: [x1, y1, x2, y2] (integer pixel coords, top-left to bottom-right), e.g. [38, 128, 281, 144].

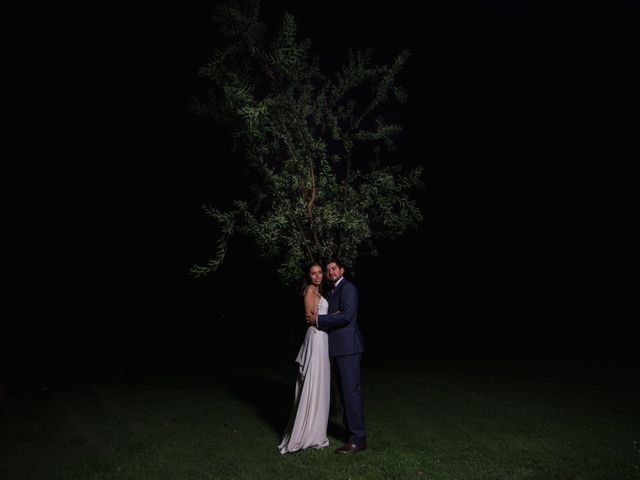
[1, 356, 638, 479]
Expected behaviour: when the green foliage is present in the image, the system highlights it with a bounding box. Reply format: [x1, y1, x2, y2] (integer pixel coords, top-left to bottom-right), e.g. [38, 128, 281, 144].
[190, 0, 423, 285]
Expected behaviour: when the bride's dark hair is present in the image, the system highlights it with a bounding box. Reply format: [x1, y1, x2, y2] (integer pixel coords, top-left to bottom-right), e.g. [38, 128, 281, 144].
[300, 261, 324, 297]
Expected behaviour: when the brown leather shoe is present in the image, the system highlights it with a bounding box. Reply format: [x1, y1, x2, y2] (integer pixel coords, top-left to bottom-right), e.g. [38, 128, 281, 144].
[335, 442, 367, 454]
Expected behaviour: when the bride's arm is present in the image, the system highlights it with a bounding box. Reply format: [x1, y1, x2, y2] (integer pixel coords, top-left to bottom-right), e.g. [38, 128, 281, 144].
[303, 287, 318, 323]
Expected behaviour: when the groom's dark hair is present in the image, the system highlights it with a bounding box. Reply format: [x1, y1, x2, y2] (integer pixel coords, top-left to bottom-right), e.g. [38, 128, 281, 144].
[326, 258, 345, 269]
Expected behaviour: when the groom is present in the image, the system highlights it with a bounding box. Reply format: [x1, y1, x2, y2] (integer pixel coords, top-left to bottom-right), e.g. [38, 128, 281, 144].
[307, 259, 367, 454]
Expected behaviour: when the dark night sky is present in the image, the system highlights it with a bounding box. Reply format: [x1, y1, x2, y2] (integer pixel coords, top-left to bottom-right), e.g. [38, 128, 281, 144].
[21, 1, 638, 381]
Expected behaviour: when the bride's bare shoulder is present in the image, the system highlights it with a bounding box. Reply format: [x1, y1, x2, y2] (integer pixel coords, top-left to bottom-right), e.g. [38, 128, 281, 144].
[303, 286, 320, 298]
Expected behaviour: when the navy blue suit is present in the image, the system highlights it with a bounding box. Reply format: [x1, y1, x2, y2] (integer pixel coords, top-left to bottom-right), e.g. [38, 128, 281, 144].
[317, 278, 365, 445]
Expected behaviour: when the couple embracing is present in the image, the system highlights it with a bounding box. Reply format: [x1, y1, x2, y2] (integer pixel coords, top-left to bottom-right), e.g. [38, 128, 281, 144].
[278, 259, 367, 455]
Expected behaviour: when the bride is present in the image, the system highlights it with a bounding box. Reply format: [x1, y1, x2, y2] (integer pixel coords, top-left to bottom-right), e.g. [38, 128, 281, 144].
[278, 262, 330, 454]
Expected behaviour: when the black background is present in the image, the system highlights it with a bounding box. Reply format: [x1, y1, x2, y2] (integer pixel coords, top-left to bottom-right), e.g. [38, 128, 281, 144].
[13, 1, 638, 386]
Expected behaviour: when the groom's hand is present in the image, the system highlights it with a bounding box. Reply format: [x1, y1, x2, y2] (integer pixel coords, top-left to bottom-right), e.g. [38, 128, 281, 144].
[305, 313, 317, 327]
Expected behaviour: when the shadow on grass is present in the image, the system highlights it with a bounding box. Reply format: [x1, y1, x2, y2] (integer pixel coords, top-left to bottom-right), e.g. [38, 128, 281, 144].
[327, 419, 348, 442]
[213, 355, 352, 443]
[213, 356, 297, 437]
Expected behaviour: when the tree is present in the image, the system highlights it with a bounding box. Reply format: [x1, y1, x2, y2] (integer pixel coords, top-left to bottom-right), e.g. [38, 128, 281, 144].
[190, 0, 423, 286]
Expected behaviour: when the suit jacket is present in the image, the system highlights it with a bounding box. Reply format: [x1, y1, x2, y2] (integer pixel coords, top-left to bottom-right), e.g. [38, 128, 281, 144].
[317, 278, 365, 357]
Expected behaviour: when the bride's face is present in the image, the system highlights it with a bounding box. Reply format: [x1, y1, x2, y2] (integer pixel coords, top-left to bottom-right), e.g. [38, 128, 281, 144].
[309, 265, 323, 286]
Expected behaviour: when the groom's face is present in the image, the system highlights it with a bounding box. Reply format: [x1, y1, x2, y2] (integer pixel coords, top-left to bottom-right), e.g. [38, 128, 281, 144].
[326, 262, 344, 283]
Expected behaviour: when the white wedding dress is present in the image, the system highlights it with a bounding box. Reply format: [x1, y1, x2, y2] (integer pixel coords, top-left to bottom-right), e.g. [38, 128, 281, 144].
[278, 296, 330, 453]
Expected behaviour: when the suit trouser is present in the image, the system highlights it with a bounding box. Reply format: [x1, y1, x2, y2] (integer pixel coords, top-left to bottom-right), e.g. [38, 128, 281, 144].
[333, 353, 365, 444]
